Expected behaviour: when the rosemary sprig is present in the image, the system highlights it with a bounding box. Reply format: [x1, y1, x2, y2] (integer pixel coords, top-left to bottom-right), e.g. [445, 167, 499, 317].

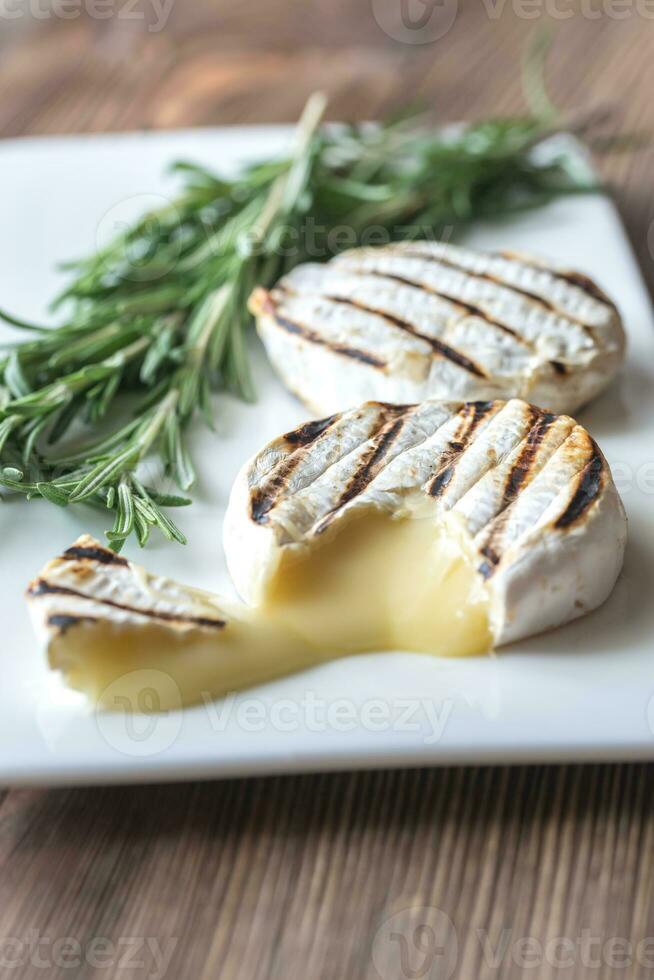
[0, 78, 626, 549]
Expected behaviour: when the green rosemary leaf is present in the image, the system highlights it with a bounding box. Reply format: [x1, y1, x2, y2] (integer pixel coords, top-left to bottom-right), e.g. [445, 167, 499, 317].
[106, 476, 135, 542]
[144, 490, 192, 507]
[131, 485, 186, 544]
[198, 373, 215, 431]
[49, 417, 142, 466]
[68, 446, 139, 502]
[47, 395, 85, 445]
[4, 351, 32, 399]
[86, 371, 123, 423]
[37, 482, 70, 507]
[23, 416, 49, 465]
[139, 317, 179, 384]
[0, 416, 19, 455]
[0, 308, 49, 333]
[133, 508, 151, 548]
[149, 504, 187, 545]
[165, 415, 196, 491]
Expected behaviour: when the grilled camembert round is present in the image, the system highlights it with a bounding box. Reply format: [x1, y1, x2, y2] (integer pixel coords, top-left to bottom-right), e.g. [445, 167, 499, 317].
[224, 398, 626, 651]
[250, 242, 625, 415]
[26, 399, 626, 709]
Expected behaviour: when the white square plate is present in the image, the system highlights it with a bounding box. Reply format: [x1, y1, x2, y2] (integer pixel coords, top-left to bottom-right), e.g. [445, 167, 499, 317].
[1, 127, 654, 786]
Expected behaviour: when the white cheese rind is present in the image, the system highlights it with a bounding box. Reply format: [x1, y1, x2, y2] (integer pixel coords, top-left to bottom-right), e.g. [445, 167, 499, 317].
[223, 398, 627, 647]
[26, 535, 231, 646]
[251, 241, 625, 415]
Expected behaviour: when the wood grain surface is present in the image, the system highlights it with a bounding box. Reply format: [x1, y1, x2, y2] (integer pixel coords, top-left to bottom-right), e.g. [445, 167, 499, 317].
[2, 2, 654, 978]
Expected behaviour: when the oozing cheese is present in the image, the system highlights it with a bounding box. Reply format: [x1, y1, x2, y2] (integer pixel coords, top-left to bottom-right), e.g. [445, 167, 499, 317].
[262, 507, 491, 658]
[28, 510, 491, 712]
[46, 611, 318, 711]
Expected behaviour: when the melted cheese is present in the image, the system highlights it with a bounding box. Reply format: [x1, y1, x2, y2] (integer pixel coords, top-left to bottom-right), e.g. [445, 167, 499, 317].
[47, 614, 319, 711]
[44, 510, 491, 711]
[263, 508, 491, 658]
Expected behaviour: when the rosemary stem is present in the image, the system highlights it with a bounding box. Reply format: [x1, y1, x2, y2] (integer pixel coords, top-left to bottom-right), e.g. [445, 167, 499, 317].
[138, 388, 179, 456]
[189, 285, 231, 359]
[106, 335, 151, 367]
[253, 92, 327, 242]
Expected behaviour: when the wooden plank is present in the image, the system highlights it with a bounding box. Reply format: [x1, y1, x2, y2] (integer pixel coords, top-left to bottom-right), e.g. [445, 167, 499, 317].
[0, 769, 653, 978]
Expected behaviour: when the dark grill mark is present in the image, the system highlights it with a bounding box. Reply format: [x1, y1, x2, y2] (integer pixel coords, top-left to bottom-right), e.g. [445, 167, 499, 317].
[324, 295, 488, 378]
[475, 411, 557, 576]
[48, 613, 98, 634]
[478, 546, 501, 580]
[429, 466, 454, 497]
[555, 451, 605, 529]
[62, 545, 128, 566]
[29, 581, 226, 630]
[284, 414, 338, 447]
[390, 248, 606, 343]
[427, 401, 496, 497]
[486, 275, 558, 313]
[250, 414, 339, 524]
[395, 246, 565, 316]
[250, 489, 280, 524]
[503, 412, 556, 504]
[272, 312, 386, 368]
[359, 267, 532, 347]
[334, 411, 407, 510]
[436, 291, 524, 340]
[554, 270, 615, 308]
[314, 407, 410, 531]
[499, 251, 616, 311]
[395, 246, 603, 339]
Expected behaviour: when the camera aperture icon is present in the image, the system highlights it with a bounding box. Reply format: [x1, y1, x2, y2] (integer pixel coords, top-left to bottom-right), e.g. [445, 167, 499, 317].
[95, 669, 183, 758]
[372, 905, 458, 979]
[371, 0, 459, 45]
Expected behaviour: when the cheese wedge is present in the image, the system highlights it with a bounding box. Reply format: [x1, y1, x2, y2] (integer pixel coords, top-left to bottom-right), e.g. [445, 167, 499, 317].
[26, 537, 323, 709]
[27, 399, 626, 711]
[250, 242, 625, 415]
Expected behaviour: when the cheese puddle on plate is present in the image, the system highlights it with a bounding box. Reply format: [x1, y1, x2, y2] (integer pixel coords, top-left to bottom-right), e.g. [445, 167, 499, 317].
[28, 510, 491, 712]
[48, 605, 319, 712]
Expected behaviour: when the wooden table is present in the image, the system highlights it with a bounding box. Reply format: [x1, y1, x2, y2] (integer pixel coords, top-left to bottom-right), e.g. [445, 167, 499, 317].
[2, 3, 654, 978]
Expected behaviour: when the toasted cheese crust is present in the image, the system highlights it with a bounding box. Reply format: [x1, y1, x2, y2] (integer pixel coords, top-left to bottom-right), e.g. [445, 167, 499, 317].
[26, 535, 228, 644]
[224, 398, 627, 645]
[251, 242, 625, 415]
